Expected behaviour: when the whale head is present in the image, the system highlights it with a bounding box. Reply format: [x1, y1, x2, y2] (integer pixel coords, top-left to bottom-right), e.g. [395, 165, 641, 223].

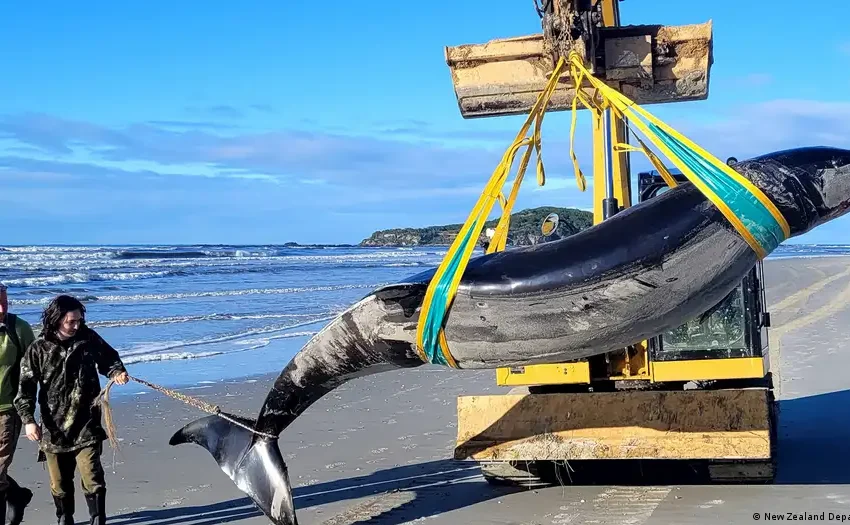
[735, 146, 850, 237]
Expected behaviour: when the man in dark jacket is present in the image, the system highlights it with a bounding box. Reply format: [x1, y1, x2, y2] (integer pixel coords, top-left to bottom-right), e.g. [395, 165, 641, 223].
[0, 284, 34, 525]
[14, 295, 129, 525]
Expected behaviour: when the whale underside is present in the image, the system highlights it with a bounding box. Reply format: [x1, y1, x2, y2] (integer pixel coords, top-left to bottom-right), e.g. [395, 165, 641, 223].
[169, 146, 850, 525]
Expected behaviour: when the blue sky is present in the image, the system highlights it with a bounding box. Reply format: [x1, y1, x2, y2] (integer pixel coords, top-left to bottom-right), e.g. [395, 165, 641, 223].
[1, 1, 849, 245]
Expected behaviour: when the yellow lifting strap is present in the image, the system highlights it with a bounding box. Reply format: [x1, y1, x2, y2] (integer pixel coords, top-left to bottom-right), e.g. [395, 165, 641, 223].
[563, 51, 790, 259]
[414, 51, 791, 368]
[614, 139, 679, 189]
[414, 56, 578, 367]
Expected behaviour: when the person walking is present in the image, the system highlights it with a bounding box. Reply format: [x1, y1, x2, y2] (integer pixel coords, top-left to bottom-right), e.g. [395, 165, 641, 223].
[14, 294, 129, 525]
[0, 283, 35, 525]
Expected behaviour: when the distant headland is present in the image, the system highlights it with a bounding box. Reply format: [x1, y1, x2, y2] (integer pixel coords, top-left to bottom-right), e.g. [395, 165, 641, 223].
[358, 206, 593, 247]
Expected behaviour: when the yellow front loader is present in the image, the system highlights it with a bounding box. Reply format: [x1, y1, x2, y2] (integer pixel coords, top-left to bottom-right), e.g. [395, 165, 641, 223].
[445, 0, 777, 486]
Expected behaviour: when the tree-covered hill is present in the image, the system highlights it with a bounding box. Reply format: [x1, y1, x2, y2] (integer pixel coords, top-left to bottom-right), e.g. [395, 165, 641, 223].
[359, 206, 593, 247]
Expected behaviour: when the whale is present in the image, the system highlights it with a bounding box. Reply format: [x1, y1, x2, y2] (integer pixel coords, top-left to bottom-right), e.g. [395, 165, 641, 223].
[169, 146, 850, 525]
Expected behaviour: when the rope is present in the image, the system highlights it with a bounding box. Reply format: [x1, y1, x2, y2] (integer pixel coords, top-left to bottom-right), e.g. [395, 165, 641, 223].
[93, 374, 277, 462]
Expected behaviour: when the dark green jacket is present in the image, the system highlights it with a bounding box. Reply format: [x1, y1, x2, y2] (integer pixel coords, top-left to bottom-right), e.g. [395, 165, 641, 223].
[0, 313, 35, 413]
[14, 324, 126, 454]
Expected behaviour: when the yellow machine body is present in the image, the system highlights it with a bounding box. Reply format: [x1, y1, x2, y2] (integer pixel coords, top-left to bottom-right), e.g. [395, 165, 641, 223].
[449, 0, 776, 483]
[455, 389, 773, 462]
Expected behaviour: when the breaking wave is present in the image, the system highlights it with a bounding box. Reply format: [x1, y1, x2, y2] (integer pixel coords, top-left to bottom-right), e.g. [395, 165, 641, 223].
[87, 311, 322, 329]
[120, 331, 318, 365]
[10, 283, 385, 306]
[3, 270, 177, 288]
[0, 245, 445, 287]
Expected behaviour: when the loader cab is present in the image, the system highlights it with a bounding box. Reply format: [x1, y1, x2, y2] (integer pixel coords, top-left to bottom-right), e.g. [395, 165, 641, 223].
[637, 169, 771, 367]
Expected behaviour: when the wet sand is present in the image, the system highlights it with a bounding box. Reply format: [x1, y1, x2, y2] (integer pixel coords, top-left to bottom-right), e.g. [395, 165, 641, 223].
[7, 255, 850, 525]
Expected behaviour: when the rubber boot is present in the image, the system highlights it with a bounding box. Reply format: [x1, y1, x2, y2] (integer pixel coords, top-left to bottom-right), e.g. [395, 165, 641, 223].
[85, 488, 106, 525]
[0, 490, 7, 525]
[6, 477, 33, 525]
[53, 494, 74, 525]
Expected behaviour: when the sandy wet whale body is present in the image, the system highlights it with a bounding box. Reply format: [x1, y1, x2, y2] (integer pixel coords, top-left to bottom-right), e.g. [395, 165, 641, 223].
[170, 146, 850, 525]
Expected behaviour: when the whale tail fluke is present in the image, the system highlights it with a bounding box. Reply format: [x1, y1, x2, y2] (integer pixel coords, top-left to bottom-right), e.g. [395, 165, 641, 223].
[169, 414, 297, 525]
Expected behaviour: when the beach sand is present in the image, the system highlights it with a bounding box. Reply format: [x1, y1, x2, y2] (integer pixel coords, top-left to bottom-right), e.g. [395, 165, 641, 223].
[7, 256, 850, 524]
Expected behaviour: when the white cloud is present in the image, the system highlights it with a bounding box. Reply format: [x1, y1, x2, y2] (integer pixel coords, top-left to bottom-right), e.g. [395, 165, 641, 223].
[648, 98, 850, 162]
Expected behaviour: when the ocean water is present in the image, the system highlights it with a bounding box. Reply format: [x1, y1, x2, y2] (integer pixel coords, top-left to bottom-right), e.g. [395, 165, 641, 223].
[0, 243, 846, 398]
[0, 245, 450, 398]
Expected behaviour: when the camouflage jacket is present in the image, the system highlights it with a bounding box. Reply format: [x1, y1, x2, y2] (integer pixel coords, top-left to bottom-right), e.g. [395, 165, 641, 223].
[14, 325, 127, 454]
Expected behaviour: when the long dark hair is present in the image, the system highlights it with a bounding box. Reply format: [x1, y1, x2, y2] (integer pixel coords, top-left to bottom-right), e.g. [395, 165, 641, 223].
[41, 295, 86, 337]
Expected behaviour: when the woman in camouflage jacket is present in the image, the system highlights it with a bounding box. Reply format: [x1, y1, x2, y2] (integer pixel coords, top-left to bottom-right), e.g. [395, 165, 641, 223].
[13, 295, 129, 525]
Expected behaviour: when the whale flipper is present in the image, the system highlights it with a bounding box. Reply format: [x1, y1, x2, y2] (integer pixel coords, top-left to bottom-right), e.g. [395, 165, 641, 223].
[169, 415, 297, 525]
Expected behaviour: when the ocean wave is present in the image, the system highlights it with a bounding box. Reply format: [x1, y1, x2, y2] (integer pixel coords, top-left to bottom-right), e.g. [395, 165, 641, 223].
[122, 351, 225, 364]
[0, 251, 114, 262]
[2, 270, 176, 288]
[116, 250, 216, 259]
[0, 246, 113, 253]
[0, 259, 435, 281]
[1, 245, 447, 262]
[0, 248, 444, 282]
[121, 330, 319, 365]
[114, 247, 296, 259]
[228, 331, 318, 351]
[87, 311, 323, 329]
[118, 317, 333, 357]
[10, 282, 385, 306]
[2, 245, 443, 261]
[769, 244, 850, 259]
[768, 253, 850, 260]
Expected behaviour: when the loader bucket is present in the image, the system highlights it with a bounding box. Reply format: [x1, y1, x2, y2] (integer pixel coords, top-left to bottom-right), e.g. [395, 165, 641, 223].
[444, 21, 713, 119]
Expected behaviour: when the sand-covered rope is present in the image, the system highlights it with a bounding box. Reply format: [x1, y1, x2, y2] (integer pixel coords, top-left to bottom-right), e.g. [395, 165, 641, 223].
[93, 374, 277, 463]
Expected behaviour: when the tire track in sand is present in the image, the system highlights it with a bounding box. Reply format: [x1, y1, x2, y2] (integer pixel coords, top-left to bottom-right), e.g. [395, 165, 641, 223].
[770, 268, 850, 397]
[549, 486, 671, 525]
[769, 264, 850, 314]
